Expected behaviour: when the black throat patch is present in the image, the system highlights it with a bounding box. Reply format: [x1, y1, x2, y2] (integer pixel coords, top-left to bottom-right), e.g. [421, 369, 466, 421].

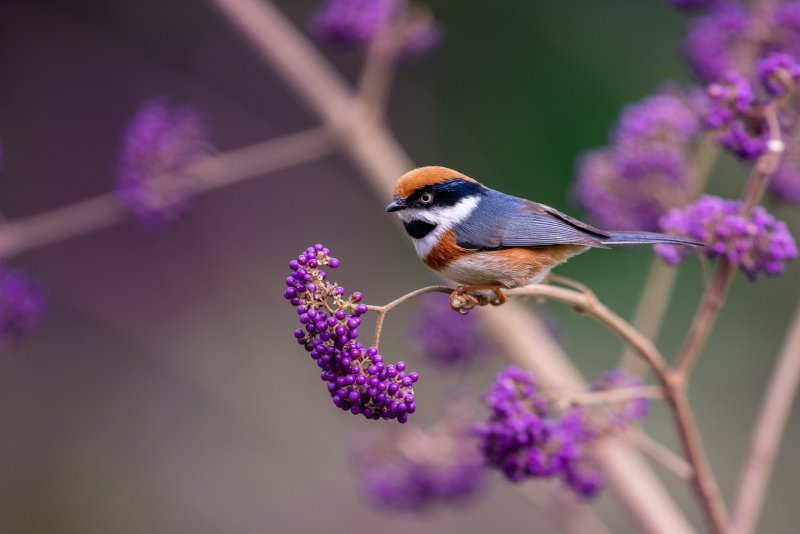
[403, 220, 437, 239]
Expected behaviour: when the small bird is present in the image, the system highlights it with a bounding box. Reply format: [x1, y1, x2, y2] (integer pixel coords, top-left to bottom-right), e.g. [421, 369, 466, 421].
[386, 166, 702, 302]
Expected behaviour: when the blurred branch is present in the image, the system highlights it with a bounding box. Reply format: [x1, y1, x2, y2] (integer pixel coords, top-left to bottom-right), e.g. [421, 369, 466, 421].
[731, 297, 800, 534]
[0, 127, 337, 259]
[633, 430, 693, 481]
[513, 482, 614, 534]
[209, 0, 697, 532]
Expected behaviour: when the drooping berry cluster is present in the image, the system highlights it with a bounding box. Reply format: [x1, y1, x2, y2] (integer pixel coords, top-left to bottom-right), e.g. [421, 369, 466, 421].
[573, 91, 699, 231]
[353, 418, 485, 512]
[115, 97, 212, 229]
[656, 195, 798, 278]
[0, 264, 47, 341]
[285, 245, 418, 423]
[476, 367, 651, 499]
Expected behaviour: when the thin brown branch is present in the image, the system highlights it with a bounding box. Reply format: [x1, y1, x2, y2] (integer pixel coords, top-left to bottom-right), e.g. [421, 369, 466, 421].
[621, 260, 680, 376]
[665, 378, 731, 533]
[0, 127, 337, 260]
[506, 285, 671, 380]
[731, 297, 800, 534]
[546, 385, 664, 410]
[633, 430, 693, 481]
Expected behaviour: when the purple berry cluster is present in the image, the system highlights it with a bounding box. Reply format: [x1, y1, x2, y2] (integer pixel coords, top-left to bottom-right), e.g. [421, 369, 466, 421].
[0, 264, 47, 340]
[285, 245, 419, 423]
[476, 367, 598, 497]
[353, 421, 485, 512]
[655, 195, 798, 279]
[115, 97, 212, 229]
[410, 295, 489, 368]
[704, 72, 767, 160]
[680, 3, 800, 83]
[759, 52, 800, 97]
[573, 92, 699, 231]
[476, 367, 652, 498]
[311, 0, 442, 56]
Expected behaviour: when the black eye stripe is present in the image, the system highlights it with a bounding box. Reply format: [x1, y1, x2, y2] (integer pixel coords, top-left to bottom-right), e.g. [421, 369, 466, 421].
[407, 178, 485, 208]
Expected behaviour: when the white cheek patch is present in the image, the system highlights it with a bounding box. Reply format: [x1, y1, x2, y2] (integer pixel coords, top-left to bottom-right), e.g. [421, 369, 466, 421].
[396, 196, 480, 258]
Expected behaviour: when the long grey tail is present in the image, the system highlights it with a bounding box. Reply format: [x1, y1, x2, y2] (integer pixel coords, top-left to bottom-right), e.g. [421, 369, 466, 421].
[601, 231, 704, 247]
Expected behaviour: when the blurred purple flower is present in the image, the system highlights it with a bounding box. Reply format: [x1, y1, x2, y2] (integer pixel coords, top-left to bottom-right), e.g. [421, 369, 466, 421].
[410, 295, 489, 368]
[286, 245, 419, 423]
[655, 195, 798, 279]
[0, 264, 47, 340]
[702, 72, 769, 160]
[353, 418, 485, 512]
[401, 17, 444, 56]
[312, 0, 400, 45]
[115, 97, 212, 229]
[573, 92, 698, 231]
[476, 367, 653, 498]
[684, 6, 750, 83]
[758, 51, 800, 96]
[311, 0, 442, 56]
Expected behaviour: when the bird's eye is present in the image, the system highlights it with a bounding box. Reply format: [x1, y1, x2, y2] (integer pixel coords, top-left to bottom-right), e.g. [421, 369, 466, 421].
[420, 192, 433, 204]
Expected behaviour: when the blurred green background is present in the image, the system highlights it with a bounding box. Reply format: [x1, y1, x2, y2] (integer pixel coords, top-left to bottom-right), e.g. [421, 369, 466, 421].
[1, 0, 798, 532]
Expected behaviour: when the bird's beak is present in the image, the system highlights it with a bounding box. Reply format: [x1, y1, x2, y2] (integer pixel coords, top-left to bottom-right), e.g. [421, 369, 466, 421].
[385, 198, 407, 212]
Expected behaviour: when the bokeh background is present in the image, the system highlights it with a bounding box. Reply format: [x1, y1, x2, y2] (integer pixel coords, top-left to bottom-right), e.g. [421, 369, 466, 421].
[1, 0, 799, 532]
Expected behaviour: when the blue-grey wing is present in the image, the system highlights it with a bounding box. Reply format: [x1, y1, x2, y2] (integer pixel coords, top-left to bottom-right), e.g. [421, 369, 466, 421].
[454, 191, 609, 250]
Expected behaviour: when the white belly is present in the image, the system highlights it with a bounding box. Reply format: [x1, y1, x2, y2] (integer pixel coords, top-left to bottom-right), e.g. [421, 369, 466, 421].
[437, 253, 551, 288]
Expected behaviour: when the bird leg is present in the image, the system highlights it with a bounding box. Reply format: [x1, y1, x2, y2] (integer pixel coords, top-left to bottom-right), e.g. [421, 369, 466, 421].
[452, 284, 507, 310]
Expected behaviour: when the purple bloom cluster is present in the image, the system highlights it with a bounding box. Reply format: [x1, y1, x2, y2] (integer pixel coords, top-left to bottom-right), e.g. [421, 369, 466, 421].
[476, 367, 600, 498]
[312, 0, 400, 45]
[476, 367, 652, 498]
[0, 264, 47, 340]
[684, 6, 751, 83]
[115, 97, 212, 229]
[704, 72, 769, 160]
[655, 195, 798, 279]
[311, 0, 442, 56]
[353, 420, 485, 512]
[285, 245, 419, 423]
[573, 92, 699, 231]
[759, 52, 800, 97]
[680, 1, 800, 84]
[410, 295, 488, 368]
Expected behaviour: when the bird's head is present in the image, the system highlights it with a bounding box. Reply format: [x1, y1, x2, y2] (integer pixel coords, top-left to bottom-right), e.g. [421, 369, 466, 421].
[385, 166, 486, 237]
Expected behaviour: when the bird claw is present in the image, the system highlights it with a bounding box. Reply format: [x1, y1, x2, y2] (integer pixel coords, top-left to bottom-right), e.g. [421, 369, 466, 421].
[450, 285, 506, 313]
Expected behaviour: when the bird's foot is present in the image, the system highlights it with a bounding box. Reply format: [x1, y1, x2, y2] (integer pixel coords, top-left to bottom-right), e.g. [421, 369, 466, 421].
[450, 285, 506, 314]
